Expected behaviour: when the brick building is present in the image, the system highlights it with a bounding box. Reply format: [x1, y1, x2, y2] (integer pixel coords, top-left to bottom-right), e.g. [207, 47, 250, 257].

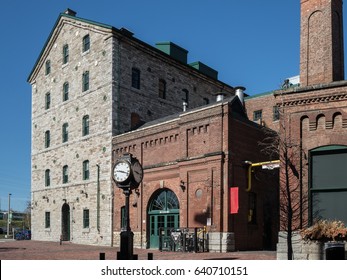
[112, 96, 279, 251]
[243, 0, 347, 259]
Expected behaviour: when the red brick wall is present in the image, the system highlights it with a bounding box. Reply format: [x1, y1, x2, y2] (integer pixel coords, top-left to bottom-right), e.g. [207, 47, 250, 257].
[278, 83, 347, 228]
[244, 94, 280, 132]
[300, 0, 344, 86]
[112, 99, 279, 250]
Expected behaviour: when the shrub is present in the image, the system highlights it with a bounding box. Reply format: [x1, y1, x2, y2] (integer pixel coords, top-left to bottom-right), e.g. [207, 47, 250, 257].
[301, 220, 347, 242]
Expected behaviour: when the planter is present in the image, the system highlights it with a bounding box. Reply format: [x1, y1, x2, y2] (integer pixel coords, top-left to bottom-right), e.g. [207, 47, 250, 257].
[324, 242, 345, 260]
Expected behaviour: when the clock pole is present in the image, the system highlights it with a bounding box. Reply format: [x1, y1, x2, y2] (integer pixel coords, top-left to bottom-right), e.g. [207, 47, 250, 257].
[113, 153, 143, 260]
[118, 187, 134, 260]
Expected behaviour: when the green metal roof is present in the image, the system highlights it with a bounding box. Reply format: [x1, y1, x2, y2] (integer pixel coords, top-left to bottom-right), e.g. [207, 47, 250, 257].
[244, 90, 275, 100]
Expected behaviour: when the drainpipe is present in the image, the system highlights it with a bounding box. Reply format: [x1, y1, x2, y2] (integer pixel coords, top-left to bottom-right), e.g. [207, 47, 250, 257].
[244, 160, 280, 192]
[96, 164, 100, 233]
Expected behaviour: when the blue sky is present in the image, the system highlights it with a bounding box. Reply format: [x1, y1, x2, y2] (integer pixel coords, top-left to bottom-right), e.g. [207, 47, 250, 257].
[0, 0, 343, 211]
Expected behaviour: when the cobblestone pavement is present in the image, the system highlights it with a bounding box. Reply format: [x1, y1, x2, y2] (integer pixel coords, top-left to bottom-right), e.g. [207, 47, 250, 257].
[0, 239, 276, 260]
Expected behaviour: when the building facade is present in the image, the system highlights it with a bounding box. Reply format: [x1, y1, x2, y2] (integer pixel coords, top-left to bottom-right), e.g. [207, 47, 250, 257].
[243, 0, 347, 259]
[27, 9, 236, 246]
[112, 97, 279, 251]
[28, 0, 347, 254]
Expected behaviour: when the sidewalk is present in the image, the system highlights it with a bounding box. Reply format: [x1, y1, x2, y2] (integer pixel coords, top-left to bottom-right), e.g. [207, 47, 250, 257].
[0, 239, 276, 260]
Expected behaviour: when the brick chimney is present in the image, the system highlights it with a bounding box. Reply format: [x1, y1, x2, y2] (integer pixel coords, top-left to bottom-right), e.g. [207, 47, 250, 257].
[64, 8, 77, 17]
[300, 0, 344, 86]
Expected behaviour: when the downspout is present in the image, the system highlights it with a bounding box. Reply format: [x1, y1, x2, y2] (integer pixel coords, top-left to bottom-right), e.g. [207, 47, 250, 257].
[96, 164, 100, 233]
[140, 142, 144, 248]
[299, 121, 303, 229]
[220, 101, 225, 252]
[113, 36, 121, 135]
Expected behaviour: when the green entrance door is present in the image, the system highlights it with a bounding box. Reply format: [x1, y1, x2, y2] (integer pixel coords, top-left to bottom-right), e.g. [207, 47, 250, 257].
[148, 189, 179, 248]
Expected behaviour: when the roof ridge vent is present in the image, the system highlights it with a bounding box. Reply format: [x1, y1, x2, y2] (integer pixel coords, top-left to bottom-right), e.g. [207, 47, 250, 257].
[64, 8, 77, 17]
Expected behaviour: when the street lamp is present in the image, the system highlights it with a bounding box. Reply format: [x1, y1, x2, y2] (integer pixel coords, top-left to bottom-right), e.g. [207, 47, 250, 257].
[7, 193, 11, 238]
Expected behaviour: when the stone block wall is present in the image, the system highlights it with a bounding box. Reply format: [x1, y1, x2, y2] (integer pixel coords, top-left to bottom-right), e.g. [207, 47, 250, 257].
[277, 231, 347, 260]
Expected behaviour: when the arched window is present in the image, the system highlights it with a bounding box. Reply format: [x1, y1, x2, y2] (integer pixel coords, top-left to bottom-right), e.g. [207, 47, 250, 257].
[149, 189, 179, 211]
[45, 60, 51, 75]
[63, 82, 69, 101]
[82, 115, 89, 136]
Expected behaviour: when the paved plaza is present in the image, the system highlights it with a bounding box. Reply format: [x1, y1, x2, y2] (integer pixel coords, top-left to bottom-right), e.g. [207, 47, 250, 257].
[0, 239, 276, 260]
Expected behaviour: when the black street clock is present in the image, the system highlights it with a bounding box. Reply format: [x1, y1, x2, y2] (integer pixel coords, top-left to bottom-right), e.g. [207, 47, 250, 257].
[113, 153, 143, 189]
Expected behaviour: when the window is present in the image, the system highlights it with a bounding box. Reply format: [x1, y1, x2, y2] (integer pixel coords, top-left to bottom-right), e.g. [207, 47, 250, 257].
[45, 169, 50, 187]
[159, 79, 166, 99]
[45, 212, 50, 228]
[273, 106, 280, 121]
[45, 92, 51, 110]
[45, 60, 51, 75]
[131, 68, 140, 89]
[83, 209, 90, 228]
[82, 35, 90, 52]
[62, 165, 69, 184]
[203, 98, 210, 105]
[82, 71, 89, 92]
[310, 146, 347, 224]
[63, 44, 69, 64]
[253, 110, 262, 121]
[45, 130, 50, 148]
[63, 82, 69, 101]
[83, 160, 89, 180]
[82, 115, 89, 136]
[62, 123, 69, 143]
[248, 192, 257, 224]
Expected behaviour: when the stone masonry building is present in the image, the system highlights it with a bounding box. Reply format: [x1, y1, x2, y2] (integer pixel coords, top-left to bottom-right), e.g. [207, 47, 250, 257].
[27, 9, 236, 246]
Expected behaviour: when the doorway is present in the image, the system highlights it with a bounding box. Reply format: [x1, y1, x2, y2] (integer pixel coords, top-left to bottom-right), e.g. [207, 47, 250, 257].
[148, 189, 179, 248]
[61, 203, 70, 241]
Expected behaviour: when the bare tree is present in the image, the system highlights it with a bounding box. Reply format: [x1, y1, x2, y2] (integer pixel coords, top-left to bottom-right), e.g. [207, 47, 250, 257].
[259, 110, 308, 260]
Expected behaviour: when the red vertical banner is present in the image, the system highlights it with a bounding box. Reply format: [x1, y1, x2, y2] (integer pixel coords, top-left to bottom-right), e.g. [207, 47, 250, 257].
[230, 187, 239, 214]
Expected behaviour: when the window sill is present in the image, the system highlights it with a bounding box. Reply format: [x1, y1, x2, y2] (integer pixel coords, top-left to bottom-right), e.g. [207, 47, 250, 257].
[82, 228, 90, 233]
[82, 50, 90, 56]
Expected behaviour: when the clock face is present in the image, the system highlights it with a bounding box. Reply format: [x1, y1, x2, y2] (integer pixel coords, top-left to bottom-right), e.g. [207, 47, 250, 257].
[132, 161, 143, 184]
[113, 161, 131, 183]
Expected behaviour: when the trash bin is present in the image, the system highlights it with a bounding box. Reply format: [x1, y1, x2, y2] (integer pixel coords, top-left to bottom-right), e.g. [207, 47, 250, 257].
[324, 242, 345, 260]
